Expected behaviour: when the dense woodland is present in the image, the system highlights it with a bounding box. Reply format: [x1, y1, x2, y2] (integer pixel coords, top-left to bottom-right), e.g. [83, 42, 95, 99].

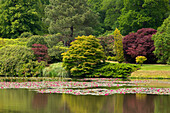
[0, 0, 169, 77]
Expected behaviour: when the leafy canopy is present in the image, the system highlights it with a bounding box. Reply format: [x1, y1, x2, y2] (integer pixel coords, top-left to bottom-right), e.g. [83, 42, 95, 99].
[0, 0, 45, 38]
[45, 0, 100, 39]
[62, 35, 106, 77]
[152, 16, 170, 64]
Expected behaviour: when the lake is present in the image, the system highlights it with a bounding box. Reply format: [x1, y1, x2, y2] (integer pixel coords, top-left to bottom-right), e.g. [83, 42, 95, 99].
[0, 78, 170, 113]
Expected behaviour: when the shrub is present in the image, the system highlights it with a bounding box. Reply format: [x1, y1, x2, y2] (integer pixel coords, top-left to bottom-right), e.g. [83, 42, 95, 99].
[91, 63, 140, 78]
[31, 44, 49, 62]
[113, 28, 124, 63]
[19, 32, 33, 38]
[62, 35, 106, 77]
[44, 34, 63, 48]
[0, 45, 46, 77]
[0, 38, 5, 48]
[107, 56, 117, 61]
[48, 45, 68, 63]
[136, 56, 147, 65]
[98, 35, 115, 56]
[123, 28, 157, 63]
[3, 38, 27, 46]
[43, 62, 69, 77]
[27, 35, 49, 48]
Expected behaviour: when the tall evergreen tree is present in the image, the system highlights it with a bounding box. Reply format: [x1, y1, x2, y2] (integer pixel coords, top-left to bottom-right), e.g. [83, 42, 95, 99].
[0, 0, 45, 38]
[113, 28, 124, 63]
[45, 0, 100, 40]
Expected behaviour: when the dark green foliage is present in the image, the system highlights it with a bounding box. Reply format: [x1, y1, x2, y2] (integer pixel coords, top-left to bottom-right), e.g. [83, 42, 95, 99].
[19, 32, 33, 38]
[101, 0, 124, 30]
[91, 63, 140, 78]
[62, 35, 106, 77]
[27, 35, 49, 48]
[43, 62, 69, 77]
[98, 35, 115, 56]
[0, 0, 45, 38]
[0, 45, 46, 77]
[118, 0, 169, 35]
[45, 0, 100, 39]
[44, 34, 64, 48]
[48, 45, 68, 63]
[152, 16, 170, 64]
[107, 56, 117, 61]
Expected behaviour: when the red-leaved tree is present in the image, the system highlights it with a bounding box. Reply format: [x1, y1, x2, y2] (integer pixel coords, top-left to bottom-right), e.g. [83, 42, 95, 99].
[123, 28, 157, 63]
[32, 44, 49, 63]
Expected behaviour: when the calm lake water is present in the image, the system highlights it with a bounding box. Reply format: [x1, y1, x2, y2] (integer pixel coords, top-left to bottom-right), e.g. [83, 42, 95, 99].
[0, 79, 170, 113]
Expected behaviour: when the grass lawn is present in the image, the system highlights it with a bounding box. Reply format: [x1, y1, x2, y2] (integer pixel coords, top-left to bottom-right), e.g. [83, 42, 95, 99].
[130, 64, 170, 79]
[139, 64, 170, 71]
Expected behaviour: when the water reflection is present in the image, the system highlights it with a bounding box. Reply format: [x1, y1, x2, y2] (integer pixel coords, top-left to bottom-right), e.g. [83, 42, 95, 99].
[0, 89, 169, 113]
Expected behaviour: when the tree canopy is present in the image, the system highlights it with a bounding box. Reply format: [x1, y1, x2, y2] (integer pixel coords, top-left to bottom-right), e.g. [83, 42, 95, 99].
[152, 16, 170, 64]
[45, 0, 100, 40]
[118, 0, 169, 35]
[0, 0, 45, 38]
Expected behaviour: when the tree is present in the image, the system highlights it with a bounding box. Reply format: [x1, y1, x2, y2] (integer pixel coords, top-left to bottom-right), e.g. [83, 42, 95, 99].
[98, 35, 115, 56]
[118, 0, 169, 35]
[62, 35, 106, 77]
[45, 0, 100, 41]
[152, 16, 170, 64]
[113, 28, 124, 63]
[101, 0, 124, 30]
[0, 0, 45, 38]
[123, 28, 157, 63]
[31, 44, 49, 63]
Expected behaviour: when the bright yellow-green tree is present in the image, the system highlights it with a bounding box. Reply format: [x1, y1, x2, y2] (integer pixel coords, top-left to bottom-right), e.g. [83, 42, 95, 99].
[113, 28, 124, 63]
[62, 35, 106, 77]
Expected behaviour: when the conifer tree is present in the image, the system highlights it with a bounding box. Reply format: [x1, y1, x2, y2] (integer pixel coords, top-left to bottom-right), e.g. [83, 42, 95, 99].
[45, 0, 100, 40]
[113, 28, 124, 63]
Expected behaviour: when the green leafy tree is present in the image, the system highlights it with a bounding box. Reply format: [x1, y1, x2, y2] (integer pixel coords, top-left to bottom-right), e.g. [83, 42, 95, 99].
[113, 28, 124, 63]
[0, 45, 46, 77]
[62, 35, 106, 77]
[0, 0, 45, 38]
[101, 0, 124, 30]
[152, 16, 170, 64]
[45, 0, 100, 40]
[118, 0, 169, 35]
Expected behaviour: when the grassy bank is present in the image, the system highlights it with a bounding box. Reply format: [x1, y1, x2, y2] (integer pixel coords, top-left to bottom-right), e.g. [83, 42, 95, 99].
[130, 64, 170, 79]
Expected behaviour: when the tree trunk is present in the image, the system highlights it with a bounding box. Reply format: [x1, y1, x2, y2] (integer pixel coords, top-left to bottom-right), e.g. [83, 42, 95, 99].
[70, 26, 73, 38]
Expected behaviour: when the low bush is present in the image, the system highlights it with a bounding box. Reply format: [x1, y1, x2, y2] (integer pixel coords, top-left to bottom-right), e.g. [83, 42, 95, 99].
[136, 56, 147, 65]
[0, 45, 46, 77]
[44, 34, 63, 48]
[19, 32, 33, 38]
[90, 63, 140, 78]
[3, 38, 27, 46]
[107, 56, 117, 61]
[48, 45, 68, 63]
[0, 38, 5, 48]
[43, 62, 69, 77]
[27, 35, 49, 48]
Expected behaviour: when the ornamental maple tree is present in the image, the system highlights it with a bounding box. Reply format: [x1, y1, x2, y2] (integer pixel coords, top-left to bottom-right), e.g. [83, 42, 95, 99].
[123, 28, 157, 63]
[31, 44, 49, 63]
